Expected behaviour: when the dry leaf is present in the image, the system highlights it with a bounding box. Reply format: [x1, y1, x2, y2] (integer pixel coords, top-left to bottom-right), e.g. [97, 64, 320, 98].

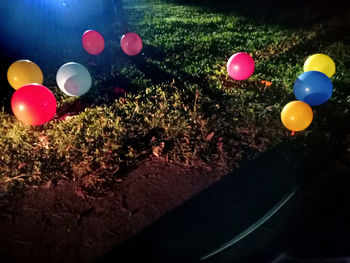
[58, 113, 77, 121]
[205, 132, 215, 141]
[38, 134, 50, 149]
[152, 146, 163, 157]
[261, 80, 272, 87]
[18, 163, 27, 169]
[75, 187, 86, 199]
[112, 86, 126, 94]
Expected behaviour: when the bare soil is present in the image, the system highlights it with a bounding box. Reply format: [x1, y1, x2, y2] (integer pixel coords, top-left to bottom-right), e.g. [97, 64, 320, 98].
[0, 158, 225, 263]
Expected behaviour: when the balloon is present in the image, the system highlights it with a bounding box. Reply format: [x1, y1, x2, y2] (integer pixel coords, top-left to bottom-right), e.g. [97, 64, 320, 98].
[281, 101, 313, 132]
[293, 71, 333, 106]
[121, 32, 143, 56]
[226, 52, 255, 80]
[7, 60, 43, 90]
[82, 30, 105, 55]
[11, 84, 57, 126]
[56, 62, 92, 96]
[303, 53, 335, 78]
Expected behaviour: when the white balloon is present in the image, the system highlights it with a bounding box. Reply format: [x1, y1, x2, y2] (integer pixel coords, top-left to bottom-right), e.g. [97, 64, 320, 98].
[56, 62, 92, 96]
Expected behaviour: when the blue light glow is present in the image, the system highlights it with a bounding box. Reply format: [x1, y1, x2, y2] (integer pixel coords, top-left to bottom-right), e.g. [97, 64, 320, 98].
[0, 0, 112, 71]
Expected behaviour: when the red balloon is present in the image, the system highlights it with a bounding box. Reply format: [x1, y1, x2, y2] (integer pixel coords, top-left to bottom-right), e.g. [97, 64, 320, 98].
[11, 84, 57, 126]
[121, 32, 143, 56]
[82, 30, 105, 55]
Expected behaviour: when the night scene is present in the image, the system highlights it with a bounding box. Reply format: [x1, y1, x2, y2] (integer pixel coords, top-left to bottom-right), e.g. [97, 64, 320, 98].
[0, 0, 349, 262]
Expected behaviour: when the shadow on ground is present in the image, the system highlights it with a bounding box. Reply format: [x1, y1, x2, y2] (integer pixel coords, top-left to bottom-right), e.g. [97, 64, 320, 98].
[162, 0, 348, 28]
[94, 129, 350, 262]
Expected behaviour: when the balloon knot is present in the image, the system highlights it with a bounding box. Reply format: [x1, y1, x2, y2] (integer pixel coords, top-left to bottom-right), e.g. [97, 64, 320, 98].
[291, 130, 295, 136]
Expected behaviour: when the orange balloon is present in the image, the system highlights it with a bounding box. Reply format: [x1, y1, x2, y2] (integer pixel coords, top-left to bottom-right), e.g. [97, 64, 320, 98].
[281, 101, 313, 132]
[7, 60, 43, 90]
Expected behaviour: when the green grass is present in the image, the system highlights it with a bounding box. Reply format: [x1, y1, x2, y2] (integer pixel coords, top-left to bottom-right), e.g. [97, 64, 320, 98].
[0, 0, 349, 197]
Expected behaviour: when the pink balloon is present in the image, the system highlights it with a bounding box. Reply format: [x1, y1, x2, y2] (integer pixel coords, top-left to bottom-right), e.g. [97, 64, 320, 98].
[82, 30, 105, 55]
[11, 84, 57, 126]
[120, 32, 143, 56]
[226, 52, 255, 80]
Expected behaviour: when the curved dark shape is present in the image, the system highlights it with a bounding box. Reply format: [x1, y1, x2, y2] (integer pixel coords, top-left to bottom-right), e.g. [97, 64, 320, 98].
[200, 188, 297, 261]
[95, 144, 306, 263]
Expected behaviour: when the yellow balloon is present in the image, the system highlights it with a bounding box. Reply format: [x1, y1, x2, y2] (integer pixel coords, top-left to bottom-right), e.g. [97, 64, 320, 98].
[303, 53, 336, 78]
[281, 101, 313, 132]
[7, 60, 43, 90]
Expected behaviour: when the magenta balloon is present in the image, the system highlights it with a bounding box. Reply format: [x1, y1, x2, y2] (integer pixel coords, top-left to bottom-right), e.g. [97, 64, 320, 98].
[226, 52, 255, 80]
[120, 32, 143, 56]
[82, 30, 105, 55]
[11, 84, 57, 126]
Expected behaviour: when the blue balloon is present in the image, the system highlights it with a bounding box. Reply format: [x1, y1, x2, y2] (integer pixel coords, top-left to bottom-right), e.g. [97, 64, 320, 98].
[293, 71, 333, 106]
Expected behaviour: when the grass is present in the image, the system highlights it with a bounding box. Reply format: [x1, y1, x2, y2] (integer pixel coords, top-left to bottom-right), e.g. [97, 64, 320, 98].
[0, 0, 349, 197]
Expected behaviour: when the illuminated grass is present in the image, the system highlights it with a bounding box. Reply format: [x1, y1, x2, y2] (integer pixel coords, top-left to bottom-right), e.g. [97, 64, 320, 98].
[0, 0, 349, 196]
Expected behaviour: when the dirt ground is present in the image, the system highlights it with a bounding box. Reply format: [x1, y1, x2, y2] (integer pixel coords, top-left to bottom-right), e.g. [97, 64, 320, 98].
[1, 143, 350, 263]
[0, 158, 225, 263]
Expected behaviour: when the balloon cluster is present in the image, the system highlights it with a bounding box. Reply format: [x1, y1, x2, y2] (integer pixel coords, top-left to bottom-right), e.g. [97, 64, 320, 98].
[7, 29, 143, 126]
[8, 60, 57, 126]
[224, 50, 336, 135]
[281, 54, 336, 133]
[6, 25, 336, 136]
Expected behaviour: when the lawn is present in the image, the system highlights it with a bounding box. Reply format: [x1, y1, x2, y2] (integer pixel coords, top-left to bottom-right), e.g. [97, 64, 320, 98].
[0, 0, 349, 198]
